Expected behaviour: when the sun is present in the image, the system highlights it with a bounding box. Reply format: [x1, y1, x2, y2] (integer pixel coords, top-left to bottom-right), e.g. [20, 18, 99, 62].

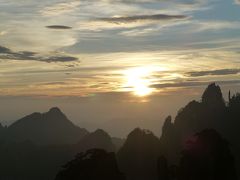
[123, 66, 158, 97]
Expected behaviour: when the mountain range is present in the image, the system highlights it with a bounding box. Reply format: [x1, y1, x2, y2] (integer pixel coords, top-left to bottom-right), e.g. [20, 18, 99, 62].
[0, 107, 123, 180]
[0, 83, 240, 180]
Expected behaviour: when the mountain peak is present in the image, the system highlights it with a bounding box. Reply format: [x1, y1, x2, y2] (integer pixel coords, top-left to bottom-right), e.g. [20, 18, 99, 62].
[162, 116, 174, 137]
[129, 128, 154, 137]
[48, 107, 63, 114]
[124, 128, 159, 148]
[45, 107, 67, 120]
[93, 129, 109, 136]
[76, 129, 115, 153]
[87, 129, 113, 142]
[7, 107, 88, 145]
[163, 116, 172, 129]
[118, 128, 160, 180]
[202, 83, 225, 108]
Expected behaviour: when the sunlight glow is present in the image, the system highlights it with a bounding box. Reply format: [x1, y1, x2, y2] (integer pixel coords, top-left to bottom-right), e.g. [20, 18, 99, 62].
[123, 66, 165, 97]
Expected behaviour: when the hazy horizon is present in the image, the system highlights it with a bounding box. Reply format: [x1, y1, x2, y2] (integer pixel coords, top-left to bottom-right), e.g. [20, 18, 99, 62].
[1, 83, 239, 137]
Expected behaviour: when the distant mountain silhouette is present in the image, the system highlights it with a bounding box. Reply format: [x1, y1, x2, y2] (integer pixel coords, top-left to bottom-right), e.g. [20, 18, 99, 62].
[6, 107, 88, 145]
[117, 128, 160, 180]
[0, 111, 118, 180]
[75, 129, 116, 153]
[55, 149, 126, 180]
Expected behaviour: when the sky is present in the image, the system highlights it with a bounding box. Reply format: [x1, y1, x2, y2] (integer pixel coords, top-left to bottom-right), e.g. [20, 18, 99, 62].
[0, 0, 240, 137]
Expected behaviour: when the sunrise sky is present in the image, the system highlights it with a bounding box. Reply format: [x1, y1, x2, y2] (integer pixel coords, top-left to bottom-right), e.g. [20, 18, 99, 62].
[0, 0, 240, 137]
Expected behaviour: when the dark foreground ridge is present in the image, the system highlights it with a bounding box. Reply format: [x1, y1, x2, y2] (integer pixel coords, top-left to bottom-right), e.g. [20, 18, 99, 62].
[0, 83, 240, 180]
[55, 149, 126, 180]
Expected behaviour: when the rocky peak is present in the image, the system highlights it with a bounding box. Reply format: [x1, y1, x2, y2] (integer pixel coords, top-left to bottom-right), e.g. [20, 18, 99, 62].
[46, 107, 66, 118]
[162, 116, 173, 133]
[202, 83, 225, 108]
[48, 107, 62, 113]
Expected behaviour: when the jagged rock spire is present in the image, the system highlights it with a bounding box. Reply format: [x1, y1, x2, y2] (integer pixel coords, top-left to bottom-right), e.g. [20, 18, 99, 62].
[162, 116, 174, 137]
[202, 83, 225, 108]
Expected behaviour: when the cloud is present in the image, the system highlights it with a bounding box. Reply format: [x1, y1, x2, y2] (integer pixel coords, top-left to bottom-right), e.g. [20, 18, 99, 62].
[37, 82, 68, 86]
[193, 21, 240, 32]
[97, 14, 188, 24]
[78, 13, 188, 31]
[151, 80, 240, 89]
[46, 25, 72, 30]
[187, 69, 240, 77]
[40, 56, 79, 63]
[0, 45, 78, 63]
[85, 0, 201, 3]
[0, 46, 11, 53]
[40, 1, 81, 16]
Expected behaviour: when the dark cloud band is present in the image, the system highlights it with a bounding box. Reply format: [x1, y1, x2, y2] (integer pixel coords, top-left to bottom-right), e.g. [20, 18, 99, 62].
[151, 80, 240, 89]
[46, 25, 72, 29]
[0, 45, 78, 63]
[97, 14, 188, 24]
[187, 69, 240, 77]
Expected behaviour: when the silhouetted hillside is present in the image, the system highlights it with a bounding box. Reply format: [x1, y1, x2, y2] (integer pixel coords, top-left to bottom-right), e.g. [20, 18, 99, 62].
[0, 141, 75, 180]
[158, 129, 237, 180]
[227, 92, 240, 145]
[55, 149, 126, 180]
[159, 83, 240, 178]
[174, 83, 226, 141]
[0, 123, 6, 140]
[161, 83, 227, 160]
[0, 108, 118, 180]
[0, 108, 119, 180]
[159, 116, 180, 164]
[75, 129, 116, 153]
[117, 128, 160, 180]
[0, 129, 117, 180]
[202, 83, 225, 108]
[6, 107, 88, 145]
